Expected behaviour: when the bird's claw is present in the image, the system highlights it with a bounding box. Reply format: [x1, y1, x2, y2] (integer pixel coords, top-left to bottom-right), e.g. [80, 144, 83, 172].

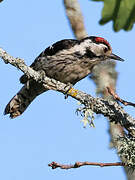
[64, 83, 73, 99]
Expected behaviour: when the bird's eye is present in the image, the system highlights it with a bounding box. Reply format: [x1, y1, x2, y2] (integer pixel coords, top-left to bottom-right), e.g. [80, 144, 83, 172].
[104, 47, 108, 53]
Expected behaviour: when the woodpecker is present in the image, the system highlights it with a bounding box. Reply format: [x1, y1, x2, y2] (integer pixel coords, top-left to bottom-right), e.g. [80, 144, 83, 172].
[4, 36, 124, 118]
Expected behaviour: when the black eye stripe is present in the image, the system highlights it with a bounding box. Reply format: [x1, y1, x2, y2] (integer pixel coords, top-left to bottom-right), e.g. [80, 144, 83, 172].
[84, 49, 97, 58]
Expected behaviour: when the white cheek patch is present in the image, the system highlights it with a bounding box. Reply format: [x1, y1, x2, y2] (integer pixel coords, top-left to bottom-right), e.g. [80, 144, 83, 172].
[90, 44, 107, 56]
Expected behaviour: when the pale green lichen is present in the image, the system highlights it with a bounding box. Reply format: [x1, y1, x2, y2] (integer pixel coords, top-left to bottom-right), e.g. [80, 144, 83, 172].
[116, 136, 135, 167]
[76, 104, 95, 128]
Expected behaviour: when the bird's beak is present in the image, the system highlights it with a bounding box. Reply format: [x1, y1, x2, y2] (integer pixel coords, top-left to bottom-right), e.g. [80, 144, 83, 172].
[108, 53, 125, 61]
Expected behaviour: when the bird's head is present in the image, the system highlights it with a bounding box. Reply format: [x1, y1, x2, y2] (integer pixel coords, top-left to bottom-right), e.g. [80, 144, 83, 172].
[79, 36, 124, 62]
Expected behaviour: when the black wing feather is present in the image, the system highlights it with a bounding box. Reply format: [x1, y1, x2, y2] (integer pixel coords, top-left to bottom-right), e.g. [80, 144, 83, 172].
[44, 39, 78, 56]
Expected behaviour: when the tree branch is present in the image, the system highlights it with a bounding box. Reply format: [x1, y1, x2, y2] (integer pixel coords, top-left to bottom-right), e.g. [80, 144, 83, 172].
[107, 86, 135, 107]
[48, 161, 124, 170]
[0, 47, 135, 136]
[64, 0, 87, 40]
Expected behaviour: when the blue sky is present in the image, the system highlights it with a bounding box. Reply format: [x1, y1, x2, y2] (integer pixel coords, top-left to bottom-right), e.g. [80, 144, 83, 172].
[0, 0, 135, 179]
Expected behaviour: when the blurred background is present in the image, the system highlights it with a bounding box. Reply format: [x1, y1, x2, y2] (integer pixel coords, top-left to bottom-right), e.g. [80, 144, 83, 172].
[0, 0, 135, 179]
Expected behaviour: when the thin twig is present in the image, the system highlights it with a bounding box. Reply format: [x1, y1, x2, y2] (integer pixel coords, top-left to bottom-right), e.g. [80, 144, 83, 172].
[48, 161, 125, 170]
[107, 87, 135, 107]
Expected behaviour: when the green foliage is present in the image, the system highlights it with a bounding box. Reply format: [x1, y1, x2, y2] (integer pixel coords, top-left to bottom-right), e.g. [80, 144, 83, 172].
[93, 0, 135, 31]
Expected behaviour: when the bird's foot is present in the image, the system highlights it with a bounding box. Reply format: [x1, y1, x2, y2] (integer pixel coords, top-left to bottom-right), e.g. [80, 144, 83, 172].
[64, 83, 73, 99]
[38, 70, 46, 82]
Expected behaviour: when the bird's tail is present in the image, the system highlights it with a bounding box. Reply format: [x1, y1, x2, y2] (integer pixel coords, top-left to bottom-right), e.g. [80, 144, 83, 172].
[4, 81, 47, 118]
